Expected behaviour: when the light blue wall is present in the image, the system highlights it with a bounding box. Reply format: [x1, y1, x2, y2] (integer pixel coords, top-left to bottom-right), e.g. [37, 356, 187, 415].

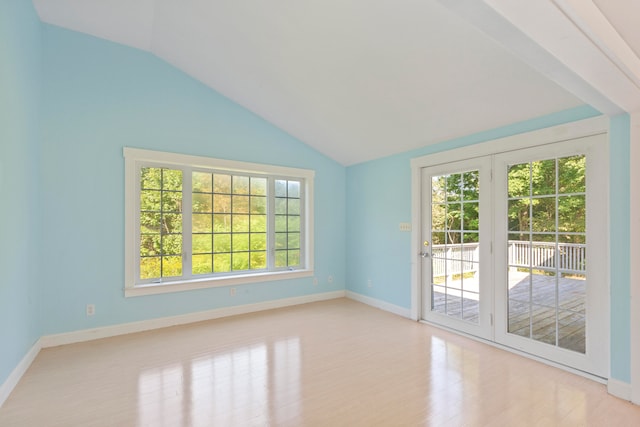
[39, 25, 346, 335]
[0, 0, 42, 385]
[609, 114, 631, 382]
[346, 106, 632, 381]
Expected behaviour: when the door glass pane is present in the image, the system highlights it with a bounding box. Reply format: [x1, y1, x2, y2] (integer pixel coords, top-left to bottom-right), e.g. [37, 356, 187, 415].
[506, 156, 586, 353]
[431, 170, 480, 324]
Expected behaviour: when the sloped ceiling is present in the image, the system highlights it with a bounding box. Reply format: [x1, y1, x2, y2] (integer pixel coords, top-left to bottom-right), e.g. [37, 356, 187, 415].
[33, 0, 587, 165]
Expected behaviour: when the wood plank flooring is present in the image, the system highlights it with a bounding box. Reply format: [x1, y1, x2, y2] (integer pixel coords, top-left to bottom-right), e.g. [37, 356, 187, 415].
[1, 298, 638, 426]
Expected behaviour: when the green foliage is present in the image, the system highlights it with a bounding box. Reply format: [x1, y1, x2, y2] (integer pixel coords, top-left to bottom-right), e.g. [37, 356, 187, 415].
[507, 155, 586, 240]
[431, 171, 480, 244]
[141, 169, 300, 279]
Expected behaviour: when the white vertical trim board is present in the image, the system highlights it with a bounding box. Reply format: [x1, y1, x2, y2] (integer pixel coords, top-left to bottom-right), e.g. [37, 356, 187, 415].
[346, 291, 412, 319]
[0, 339, 42, 409]
[40, 291, 346, 348]
[630, 112, 640, 405]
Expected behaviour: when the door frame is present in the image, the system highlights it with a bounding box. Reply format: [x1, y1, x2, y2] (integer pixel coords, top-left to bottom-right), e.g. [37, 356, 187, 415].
[410, 116, 609, 375]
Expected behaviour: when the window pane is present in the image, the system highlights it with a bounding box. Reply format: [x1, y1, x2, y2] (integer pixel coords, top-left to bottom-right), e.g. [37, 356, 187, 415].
[141, 212, 161, 234]
[232, 253, 249, 270]
[432, 176, 446, 203]
[162, 169, 182, 191]
[141, 190, 161, 211]
[508, 163, 529, 198]
[446, 174, 461, 202]
[250, 215, 266, 232]
[192, 172, 212, 193]
[559, 195, 585, 233]
[251, 196, 266, 214]
[140, 235, 160, 256]
[275, 198, 287, 215]
[559, 155, 585, 194]
[231, 214, 249, 232]
[162, 213, 182, 234]
[193, 214, 212, 233]
[462, 202, 479, 231]
[432, 204, 446, 231]
[192, 234, 212, 254]
[447, 203, 462, 231]
[462, 170, 479, 200]
[250, 251, 267, 269]
[532, 197, 556, 232]
[214, 253, 231, 272]
[213, 214, 231, 233]
[288, 216, 300, 232]
[508, 199, 530, 232]
[232, 176, 249, 195]
[288, 233, 300, 249]
[251, 177, 267, 196]
[162, 234, 182, 256]
[214, 174, 231, 193]
[162, 191, 182, 212]
[162, 256, 182, 277]
[232, 233, 249, 251]
[141, 167, 162, 190]
[214, 234, 231, 253]
[214, 194, 231, 213]
[251, 233, 267, 251]
[288, 199, 300, 215]
[275, 180, 287, 197]
[193, 255, 212, 275]
[140, 257, 161, 279]
[275, 215, 287, 232]
[288, 250, 300, 266]
[232, 195, 250, 213]
[288, 181, 300, 198]
[275, 233, 287, 250]
[275, 250, 287, 267]
[192, 193, 212, 213]
[531, 159, 555, 196]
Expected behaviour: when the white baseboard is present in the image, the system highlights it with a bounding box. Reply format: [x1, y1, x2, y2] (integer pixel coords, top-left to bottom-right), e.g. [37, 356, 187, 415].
[0, 339, 42, 409]
[608, 378, 632, 401]
[40, 291, 346, 348]
[346, 291, 411, 318]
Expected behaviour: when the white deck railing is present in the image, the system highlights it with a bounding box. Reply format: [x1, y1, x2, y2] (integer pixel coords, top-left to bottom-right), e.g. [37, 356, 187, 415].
[431, 240, 586, 277]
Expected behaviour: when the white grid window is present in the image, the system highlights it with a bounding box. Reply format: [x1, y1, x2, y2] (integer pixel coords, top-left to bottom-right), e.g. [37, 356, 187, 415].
[124, 148, 314, 297]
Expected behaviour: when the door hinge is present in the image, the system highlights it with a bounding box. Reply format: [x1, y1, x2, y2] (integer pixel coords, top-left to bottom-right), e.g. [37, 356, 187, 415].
[490, 313, 494, 326]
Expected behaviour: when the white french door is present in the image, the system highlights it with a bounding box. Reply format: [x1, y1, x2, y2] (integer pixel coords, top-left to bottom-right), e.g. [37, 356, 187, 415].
[420, 157, 493, 340]
[493, 135, 608, 376]
[417, 133, 608, 377]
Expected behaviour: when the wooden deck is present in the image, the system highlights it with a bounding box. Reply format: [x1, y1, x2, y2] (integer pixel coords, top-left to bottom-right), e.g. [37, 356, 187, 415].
[432, 271, 586, 353]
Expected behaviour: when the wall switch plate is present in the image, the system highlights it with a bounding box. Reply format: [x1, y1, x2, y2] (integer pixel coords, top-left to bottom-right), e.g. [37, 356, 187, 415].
[399, 222, 412, 232]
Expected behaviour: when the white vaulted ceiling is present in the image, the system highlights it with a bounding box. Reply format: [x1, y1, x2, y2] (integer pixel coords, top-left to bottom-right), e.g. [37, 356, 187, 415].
[32, 0, 636, 165]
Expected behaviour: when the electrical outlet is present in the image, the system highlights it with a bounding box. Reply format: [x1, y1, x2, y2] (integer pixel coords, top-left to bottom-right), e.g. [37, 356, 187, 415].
[368, 279, 372, 288]
[328, 275, 334, 284]
[86, 304, 95, 316]
[230, 288, 236, 296]
[313, 277, 318, 285]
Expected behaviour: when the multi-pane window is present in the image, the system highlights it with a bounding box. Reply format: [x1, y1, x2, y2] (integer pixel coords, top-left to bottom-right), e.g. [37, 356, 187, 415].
[124, 148, 314, 295]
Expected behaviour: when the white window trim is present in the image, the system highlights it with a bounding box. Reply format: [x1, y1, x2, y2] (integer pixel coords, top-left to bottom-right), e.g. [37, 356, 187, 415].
[124, 147, 315, 297]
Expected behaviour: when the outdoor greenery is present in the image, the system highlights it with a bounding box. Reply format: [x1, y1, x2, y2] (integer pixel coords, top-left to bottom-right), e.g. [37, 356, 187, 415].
[139, 167, 301, 280]
[431, 170, 480, 245]
[430, 155, 586, 247]
[507, 155, 586, 244]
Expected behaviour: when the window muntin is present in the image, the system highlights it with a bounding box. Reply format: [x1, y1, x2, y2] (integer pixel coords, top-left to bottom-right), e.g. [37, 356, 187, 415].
[125, 148, 314, 295]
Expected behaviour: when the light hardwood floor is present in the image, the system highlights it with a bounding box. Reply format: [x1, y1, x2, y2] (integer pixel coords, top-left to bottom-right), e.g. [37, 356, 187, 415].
[1, 298, 638, 426]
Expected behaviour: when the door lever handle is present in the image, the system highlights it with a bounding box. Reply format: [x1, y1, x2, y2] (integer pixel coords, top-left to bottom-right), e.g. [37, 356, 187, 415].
[419, 252, 430, 258]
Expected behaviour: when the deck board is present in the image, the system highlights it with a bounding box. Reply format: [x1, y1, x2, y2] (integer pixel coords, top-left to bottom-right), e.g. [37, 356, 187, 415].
[432, 272, 586, 353]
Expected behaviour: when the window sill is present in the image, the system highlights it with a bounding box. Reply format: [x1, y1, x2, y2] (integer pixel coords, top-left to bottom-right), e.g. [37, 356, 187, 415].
[125, 269, 314, 297]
